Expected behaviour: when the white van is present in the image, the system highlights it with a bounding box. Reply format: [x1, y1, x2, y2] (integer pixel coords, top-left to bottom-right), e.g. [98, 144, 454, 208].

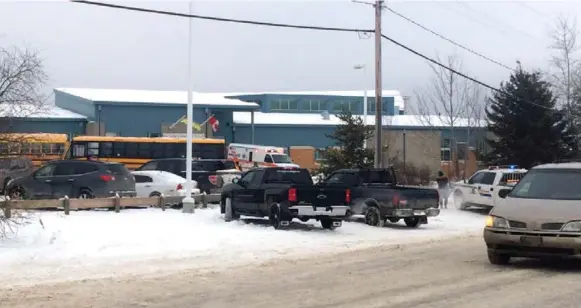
[227, 143, 299, 171]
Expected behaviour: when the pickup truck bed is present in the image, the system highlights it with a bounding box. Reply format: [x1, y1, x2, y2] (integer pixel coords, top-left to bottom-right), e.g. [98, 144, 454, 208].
[320, 168, 440, 228]
[220, 167, 351, 230]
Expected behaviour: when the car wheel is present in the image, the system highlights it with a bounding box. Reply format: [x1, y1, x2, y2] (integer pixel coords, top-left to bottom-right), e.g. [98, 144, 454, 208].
[7, 186, 25, 200]
[79, 189, 94, 199]
[364, 206, 384, 227]
[404, 217, 422, 228]
[224, 197, 238, 222]
[2, 178, 11, 194]
[454, 190, 467, 210]
[487, 250, 511, 265]
[269, 203, 288, 230]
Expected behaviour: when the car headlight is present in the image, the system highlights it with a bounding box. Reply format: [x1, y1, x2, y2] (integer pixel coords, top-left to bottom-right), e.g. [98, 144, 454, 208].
[561, 221, 581, 232]
[485, 215, 509, 228]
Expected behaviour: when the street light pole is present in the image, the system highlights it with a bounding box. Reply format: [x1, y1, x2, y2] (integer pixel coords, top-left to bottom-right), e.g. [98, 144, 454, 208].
[354, 64, 368, 148]
[182, 0, 195, 214]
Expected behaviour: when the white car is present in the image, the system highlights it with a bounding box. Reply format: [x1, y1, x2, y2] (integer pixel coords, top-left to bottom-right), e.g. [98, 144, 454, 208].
[452, 165, 527, 210]
[131, 170, 200, 199]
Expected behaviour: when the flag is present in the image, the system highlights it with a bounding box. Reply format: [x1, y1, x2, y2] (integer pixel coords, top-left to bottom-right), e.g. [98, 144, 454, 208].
[179, 118, 201, 131]
[208, 115, 219, 132]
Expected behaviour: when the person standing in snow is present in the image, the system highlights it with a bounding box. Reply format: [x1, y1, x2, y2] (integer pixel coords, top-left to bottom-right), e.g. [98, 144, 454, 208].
[436, 170, 450, 209]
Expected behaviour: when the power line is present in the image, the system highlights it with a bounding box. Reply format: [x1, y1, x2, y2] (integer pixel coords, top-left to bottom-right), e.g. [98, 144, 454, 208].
[70, 0, 372, 33]
[380, 34, 551, 110]
[71, 0, 552, 111]
[385, 6, 514, 72]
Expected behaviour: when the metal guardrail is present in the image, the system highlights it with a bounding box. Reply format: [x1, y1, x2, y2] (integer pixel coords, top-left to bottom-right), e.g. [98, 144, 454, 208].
[1, 193, 221, 218]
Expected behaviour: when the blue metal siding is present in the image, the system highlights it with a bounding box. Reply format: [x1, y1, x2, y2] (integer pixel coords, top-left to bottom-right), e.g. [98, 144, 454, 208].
[95, 104, 235, 138]
[9, 119, 86, 135]
[54, 90, 96, 119]
[233, 125, 336, 148]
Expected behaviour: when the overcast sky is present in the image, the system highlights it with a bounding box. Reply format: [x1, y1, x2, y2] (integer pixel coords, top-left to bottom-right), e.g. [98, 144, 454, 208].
[1, 0, 580, 110]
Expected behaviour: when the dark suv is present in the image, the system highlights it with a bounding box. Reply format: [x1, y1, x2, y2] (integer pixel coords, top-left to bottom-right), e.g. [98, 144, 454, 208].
[136, 158, 240, 194]
[5, 160, 136, 200]
[0, 156, 35, 193]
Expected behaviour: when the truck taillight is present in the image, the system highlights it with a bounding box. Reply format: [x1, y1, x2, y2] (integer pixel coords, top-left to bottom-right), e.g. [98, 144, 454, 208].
[100, 174, 114, 182]
[392, 192, 400, 206]
[345, 189, 351, 203]
[208, 175, 218, 185]
[288, 188, 297, 202]
[177, 183, 183, 190]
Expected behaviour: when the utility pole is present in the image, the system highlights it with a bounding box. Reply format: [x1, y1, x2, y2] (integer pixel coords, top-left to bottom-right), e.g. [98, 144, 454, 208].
[373, 0, 383, 168]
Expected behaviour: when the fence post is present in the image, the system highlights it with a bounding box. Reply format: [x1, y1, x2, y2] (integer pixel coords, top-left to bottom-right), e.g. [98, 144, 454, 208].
[63, 195, 70, 215]
[202, 194, 208, 209]
[159, 194, 166, 211]
[114, 193, 121, 213]
[3, 197, 11, 219]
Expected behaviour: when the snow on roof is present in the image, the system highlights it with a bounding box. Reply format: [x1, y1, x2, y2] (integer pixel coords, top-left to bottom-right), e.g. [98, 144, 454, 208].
[55, 88, 260, 108]
[232, 112, 486, 128]
[218, 90, 405, 112]
[0, 104, 87, 119]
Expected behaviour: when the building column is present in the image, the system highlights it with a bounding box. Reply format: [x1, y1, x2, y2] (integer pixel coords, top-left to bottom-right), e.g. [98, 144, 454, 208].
[251, 110, 255, 144]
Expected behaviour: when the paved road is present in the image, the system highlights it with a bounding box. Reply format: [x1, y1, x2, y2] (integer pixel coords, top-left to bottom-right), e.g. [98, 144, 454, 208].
[2, 234, 581, 308]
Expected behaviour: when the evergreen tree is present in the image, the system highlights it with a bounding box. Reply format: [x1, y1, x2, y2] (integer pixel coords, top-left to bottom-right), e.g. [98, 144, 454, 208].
[486, 67, 579, 169]
[317, 109, 374, 175]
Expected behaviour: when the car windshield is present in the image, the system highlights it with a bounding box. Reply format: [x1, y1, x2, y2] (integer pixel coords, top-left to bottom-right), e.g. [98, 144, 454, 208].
[510, 168, 581, 200]
[264, 168, 313, 185]
[271, 154, 292, 163]
[106, 164, 130, 175]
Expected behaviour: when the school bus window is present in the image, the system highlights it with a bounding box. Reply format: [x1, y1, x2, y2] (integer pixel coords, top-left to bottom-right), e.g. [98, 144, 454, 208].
[21, 143, 31, 154]
[72, 143, 86, 157]
[9, 144, 20, 154]
[42, 143, 51, 154]
[138, 143, 150, 158]
[87, 142, 99, 156]
[152, 143, 164, 159]
[32, 144, 41, 154]
[125, 142, 138, 157]
[100, 142, 113, 157]
[56, 143, 65, 154]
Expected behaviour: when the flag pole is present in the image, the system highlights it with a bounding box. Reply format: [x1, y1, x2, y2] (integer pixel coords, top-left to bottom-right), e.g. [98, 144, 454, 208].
[182, 0, 195, 214]
[168, 114, 186, 130]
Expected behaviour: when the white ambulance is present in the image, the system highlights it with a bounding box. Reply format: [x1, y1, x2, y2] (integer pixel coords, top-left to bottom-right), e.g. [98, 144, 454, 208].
[227, 143, 300, 171]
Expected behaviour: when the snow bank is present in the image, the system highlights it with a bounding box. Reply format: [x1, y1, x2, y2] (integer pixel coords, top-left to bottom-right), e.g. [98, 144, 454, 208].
[0, 205, 486, 287]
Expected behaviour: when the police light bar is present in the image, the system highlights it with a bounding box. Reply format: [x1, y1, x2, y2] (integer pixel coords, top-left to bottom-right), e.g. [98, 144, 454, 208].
[488, 165, 518, 170]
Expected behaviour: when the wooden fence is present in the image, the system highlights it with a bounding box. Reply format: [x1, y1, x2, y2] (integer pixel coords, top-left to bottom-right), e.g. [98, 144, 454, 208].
[1, 193, 221, 218]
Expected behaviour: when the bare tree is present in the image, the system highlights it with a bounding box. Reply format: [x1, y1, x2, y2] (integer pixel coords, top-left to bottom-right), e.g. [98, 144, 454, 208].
[0, 45, 47, 235]
[549, 15, 581, 109]
[412, 54, 482, 179]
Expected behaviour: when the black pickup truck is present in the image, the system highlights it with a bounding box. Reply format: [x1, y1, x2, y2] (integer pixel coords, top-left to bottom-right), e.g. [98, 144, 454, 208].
[220, 167, 351, 230]
[319, 168, 440, 228]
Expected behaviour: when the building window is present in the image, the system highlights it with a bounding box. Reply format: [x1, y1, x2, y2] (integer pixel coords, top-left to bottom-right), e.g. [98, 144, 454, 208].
[314, 148, 326, 161]
[270, 99, 298, 111]
[441, 138, 451, 148]
[456, 142, 467, 160]
[441, 148, 451, 161]
[333, 100, 358, 112]
[367, 101, 389, 113]
[303, 100, 327, 111]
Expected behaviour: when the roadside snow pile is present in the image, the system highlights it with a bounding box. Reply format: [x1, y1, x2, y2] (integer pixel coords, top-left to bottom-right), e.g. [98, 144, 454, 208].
[0, 207, 485, 286]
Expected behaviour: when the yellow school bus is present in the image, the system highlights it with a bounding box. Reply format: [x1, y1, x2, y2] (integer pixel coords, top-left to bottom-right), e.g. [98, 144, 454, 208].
[63, 135, 227, 169]
[0, 133, 69, 167]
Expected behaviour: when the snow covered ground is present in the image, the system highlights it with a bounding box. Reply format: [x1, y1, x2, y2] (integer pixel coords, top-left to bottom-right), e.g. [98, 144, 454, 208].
[0, 203, 487, 287]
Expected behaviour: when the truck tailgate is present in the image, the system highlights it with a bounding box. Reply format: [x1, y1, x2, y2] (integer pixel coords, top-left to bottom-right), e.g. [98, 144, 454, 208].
[293, 186, 348, 206]
[396, 186, 439, 209]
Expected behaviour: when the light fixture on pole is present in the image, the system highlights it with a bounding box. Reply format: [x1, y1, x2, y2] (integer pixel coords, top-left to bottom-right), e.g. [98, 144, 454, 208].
[182, 0, 195, 214]
[353, 64, 368, 148]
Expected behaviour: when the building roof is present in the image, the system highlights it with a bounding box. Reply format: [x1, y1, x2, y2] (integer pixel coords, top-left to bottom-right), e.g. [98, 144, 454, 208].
[232, 112, 486, 128]
[0, 104, 87, 120]
[54, 88, 261, 109]
[218, 90, 405, 112]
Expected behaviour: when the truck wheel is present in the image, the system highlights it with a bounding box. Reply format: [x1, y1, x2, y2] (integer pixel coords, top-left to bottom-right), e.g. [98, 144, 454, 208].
[454, 191, 467, 210]
[224, 197, 239, 222]
[269, 203, 288, 230]
[364, 207, 384, 227]
[320, 218, 335, 230]
[404, 217, 422, 228]
[487, 250, 510, 265]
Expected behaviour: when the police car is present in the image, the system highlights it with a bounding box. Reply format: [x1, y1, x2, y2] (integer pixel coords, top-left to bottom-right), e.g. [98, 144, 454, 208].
[452, 165, 527, 211]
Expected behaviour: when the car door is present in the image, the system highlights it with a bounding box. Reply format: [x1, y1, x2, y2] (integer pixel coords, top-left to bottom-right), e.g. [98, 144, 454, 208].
[462, 171, 486, 205]
[134, 174, 153, 197]
[476, 172, 497, 206]
[247, 169, 266, 211]
[233, 170, 256, 210]
[29, 163, 57, 199]
[49, 161, 79, 198]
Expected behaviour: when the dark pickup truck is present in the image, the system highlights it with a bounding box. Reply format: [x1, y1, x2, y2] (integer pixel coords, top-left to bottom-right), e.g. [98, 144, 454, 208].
[220, 167, 351, 230]
[319, 168, 440, 228]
